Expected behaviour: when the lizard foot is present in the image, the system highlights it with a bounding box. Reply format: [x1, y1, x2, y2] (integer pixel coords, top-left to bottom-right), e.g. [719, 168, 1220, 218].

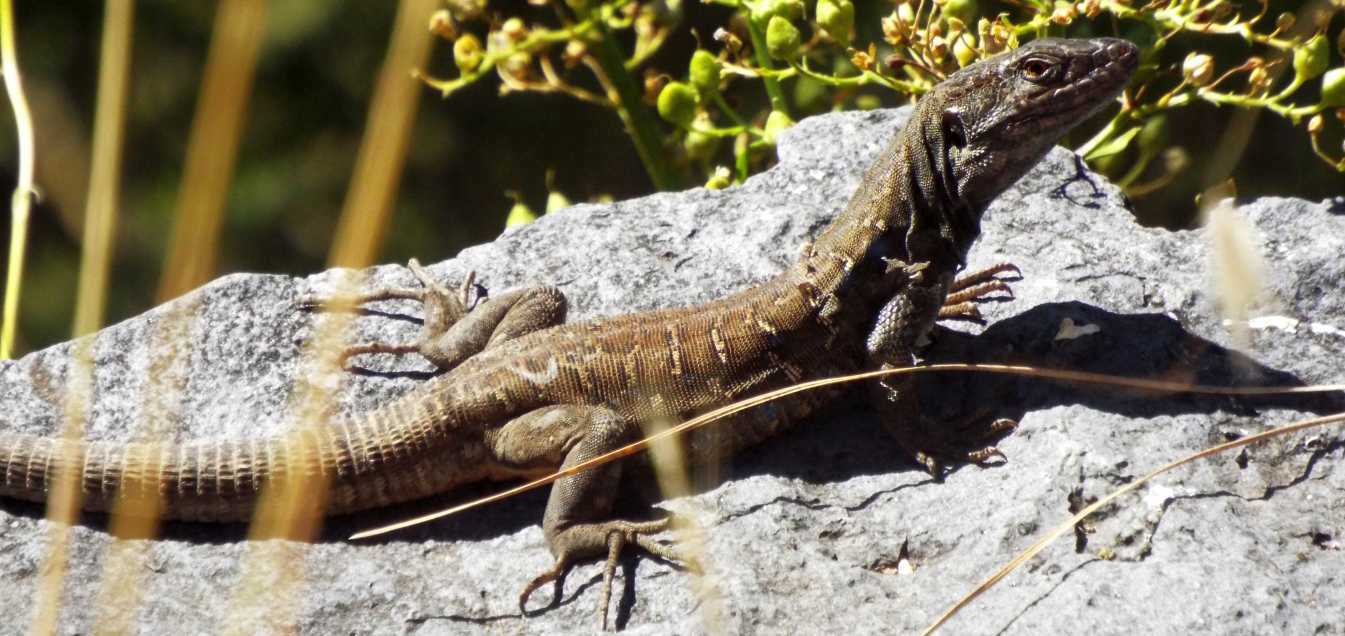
[296, 259, 478, 314]
[519, 517, 699, 630]
[297, 260, 501, 370]
[939, 262, 1021, 322]
[897, 416, 1018, 479]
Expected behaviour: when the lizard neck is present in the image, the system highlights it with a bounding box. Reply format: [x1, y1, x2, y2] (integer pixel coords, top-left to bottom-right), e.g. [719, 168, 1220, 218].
[796, 108, 984, 310]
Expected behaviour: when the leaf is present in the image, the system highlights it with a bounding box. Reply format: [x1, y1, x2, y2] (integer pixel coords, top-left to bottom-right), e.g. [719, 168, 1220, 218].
[1083, 125, 1140, 161]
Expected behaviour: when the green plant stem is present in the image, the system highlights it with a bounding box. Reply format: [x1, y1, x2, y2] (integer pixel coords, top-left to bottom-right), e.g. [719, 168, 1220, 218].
[1308, 130, 1345, 172]
[1117, 146, 1158, 188]
[1196, 88, 1323, 122]
[626, 9, 679, 69]
[587, 20, 683, 190]
[794, 59, 925, 94]
[743, 17, 789, 115]
[1076, 110, 1130, 158]
[710, 91, 749, 129]
[691, 122, 760, 137]
[1098, 0, 1297, 51]
[419, 26, 578, 97]
[0, 0, 34, 359]
[734, 133, 750, 182]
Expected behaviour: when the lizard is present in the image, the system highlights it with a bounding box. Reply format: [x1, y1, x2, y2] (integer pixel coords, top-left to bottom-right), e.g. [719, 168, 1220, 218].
[0, 37, 1138, 628]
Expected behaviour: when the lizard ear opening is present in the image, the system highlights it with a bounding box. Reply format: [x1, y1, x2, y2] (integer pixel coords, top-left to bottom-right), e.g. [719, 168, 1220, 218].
[942, 111, 967, 149]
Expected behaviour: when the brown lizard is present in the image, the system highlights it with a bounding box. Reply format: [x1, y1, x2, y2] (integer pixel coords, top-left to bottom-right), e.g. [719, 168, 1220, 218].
[0, 37, 1137, 627]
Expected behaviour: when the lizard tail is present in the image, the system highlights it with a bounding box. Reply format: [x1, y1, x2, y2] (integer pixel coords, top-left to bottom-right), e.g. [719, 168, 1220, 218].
[0, 392, 466, 522]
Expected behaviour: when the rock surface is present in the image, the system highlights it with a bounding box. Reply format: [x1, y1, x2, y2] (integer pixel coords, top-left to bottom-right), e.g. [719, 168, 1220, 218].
[2, 108, 1343, 634]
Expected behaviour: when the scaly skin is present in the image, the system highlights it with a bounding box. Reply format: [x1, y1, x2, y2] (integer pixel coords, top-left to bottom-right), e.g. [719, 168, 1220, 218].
[0, 37, 1137, 627]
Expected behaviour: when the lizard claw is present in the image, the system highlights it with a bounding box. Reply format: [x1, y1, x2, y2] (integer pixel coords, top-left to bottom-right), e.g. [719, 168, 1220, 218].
[939, 262, 1022, 322]
[519, 555, 571, 616]
[895, 415, 1018, 478]
[521, 517, 693, 630]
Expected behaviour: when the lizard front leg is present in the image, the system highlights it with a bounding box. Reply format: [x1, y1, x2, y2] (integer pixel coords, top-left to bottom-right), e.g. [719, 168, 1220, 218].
[300, 258, 566, 371]
[866, 272, 1016, 477]
[938, 262, 1021, 322]
[494, 405, 697, 630]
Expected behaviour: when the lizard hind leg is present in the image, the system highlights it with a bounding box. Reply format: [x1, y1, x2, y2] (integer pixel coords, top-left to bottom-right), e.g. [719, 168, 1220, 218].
[300, 258, 567, 372]
[504, 405, 698, 629]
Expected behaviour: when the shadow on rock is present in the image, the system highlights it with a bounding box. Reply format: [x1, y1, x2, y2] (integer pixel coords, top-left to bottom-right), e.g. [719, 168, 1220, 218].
[717, 301, 1345, 491]
[921, 301, 1345, 421]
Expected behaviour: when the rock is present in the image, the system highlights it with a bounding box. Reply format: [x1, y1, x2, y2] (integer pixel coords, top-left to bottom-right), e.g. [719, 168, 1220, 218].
[1, 107, 1342, 634]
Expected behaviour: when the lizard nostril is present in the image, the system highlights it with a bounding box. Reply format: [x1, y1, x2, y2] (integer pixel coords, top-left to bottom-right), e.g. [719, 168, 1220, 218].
[1106, 41, 1138, 68]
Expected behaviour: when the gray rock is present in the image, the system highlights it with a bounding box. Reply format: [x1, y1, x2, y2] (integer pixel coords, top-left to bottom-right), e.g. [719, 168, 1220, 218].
[2, 107, 1343, 634]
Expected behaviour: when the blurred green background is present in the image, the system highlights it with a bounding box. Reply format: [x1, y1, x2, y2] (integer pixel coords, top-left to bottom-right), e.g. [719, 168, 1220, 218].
[0, 1, 1341, 354]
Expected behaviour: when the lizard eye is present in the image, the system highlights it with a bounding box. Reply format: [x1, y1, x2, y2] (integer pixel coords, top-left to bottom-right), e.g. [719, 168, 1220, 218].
[943, 112, 967, 149]
[1019, 56, 1056, 83]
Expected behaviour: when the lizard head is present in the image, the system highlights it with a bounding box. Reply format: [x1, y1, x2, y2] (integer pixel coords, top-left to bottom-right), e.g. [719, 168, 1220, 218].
[927, 37, 1138, 209]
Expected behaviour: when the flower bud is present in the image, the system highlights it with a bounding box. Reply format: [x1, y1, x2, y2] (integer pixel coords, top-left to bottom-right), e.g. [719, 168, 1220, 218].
[765, 16, 802, 61]
[446, 0, 485, 20]
[1050, 0, 1076, 25]
[941, 0, 977, 24]
[689, 50, 722, 94]
[1307, 114, 1324, 135]
[881, 14, 906, 46]
[546, 190, 571, 213]
[1183, 53, 1214, 87]
[657, 82, 699, 127]
[816, 0, 855, 48]
[563, 40, 587, 68]
[1162, 147, 1189, 174]
[1274, 12, 1295, 33]
[1322, 68, 1345, 107]
[501, 17, 527, 42]
[705, 166, 732, 190]
[429, 10, 456, 39]
[684, 127, 720, 163]
[929, 35, 949, 62]
[454, 34, 483, 73]
[1137, 114, 1169, 155]
[1248, 66, 1270, 94]
[1294, 34, 1330, 82]
[953, 33, 977, 67]
[644, 71, 667, 103]
[897, 1, 915, 25]
[505, 199, 538, 228]
[763, 110, 795, 145]
[988, 19, 1014, 53]
[851, 48, 874, 71]
[854, 94, 880, 111]
[714, 27, 743, 54]
[754, 0, 804, 23]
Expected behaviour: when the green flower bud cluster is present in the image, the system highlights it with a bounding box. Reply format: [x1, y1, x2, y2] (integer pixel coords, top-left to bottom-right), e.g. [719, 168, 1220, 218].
[454, 34, 483, 73]
[765, 16, 801, 61]
[657, 82, 699, 127]
[816, 0, 854, 48]
[1323, 68, 1345, 107]
[689, 50, 722, 94]
[751, 0, 804, 24]
[423, 0, 1345, 211]
[1294, 35, 1329, 82]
